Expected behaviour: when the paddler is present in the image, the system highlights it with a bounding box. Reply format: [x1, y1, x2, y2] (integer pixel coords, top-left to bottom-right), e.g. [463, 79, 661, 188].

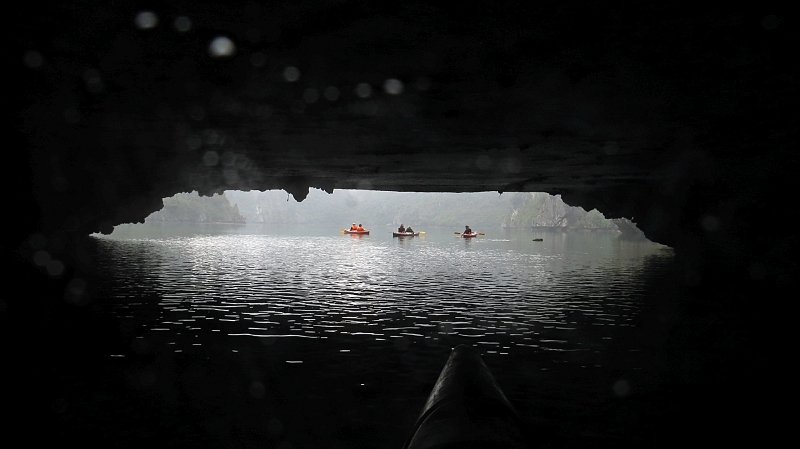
[357, 223, 366, 232]
[398, 223, 406, 233]
[349, 223, 358, 231]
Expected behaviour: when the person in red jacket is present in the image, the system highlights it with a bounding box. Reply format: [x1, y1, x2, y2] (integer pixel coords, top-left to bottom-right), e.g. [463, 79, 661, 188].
[349, 223, 358, 231]
[357, 224, 366, 231]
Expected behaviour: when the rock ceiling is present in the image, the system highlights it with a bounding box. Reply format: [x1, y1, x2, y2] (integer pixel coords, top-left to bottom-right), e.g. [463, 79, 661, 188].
[13, 1, 796, 270]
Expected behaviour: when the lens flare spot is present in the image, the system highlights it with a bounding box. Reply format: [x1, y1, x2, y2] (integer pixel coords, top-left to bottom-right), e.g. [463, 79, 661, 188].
[139, 370, 156, 387]
[291, 99, 306, 113]
[303, 88, 319, 104]
[23, 50, 43, 68]
[186, 135, 202, 150]
[761, 15, 779, 30]
[174, 16, 191, 32]
[203, 151, 219, 166]
[283, 66, 300, 82]
[250, 52, 266, 67]
[748, 262, 766, 280]
[67, 278, 87, 297]
[267, 418, 283, 435]
[84, 69, 103, 93]
[47, 260, 65, 277]
[383, 78, 404, 95]
[701, 215, 720, 232]
[323, 86, 340, 101]
[249, 381, 266, 398]
[29, 233, 46, 250]
[603, 142, 619, 155]
[223, 167, 239, 183]
[355, 83, 372, 98]
[613, 379, 630, 396]
[64, 108, 81, 124]
[209, 36, 236, 58]
[415, 76, 431, 91]
[33, 250, 51, 267]
[135, 11, 158, 29]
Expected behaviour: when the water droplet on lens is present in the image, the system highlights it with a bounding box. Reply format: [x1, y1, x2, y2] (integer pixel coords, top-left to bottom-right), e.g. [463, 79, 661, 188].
[67, 278, 86, 296]
[613, 379, 630, 396]
[139, 369, 156, 386]
[415, 77, 431, 91]
[64, 108, 80, 124]
[250, 52, 266, 67]
[323, 86, 340, 101]
[283, 66, 300, 82]
[761, 15, 779, 30]
[186, 135, 202, 150]
[29, 233, 47, 250]
[189, 105, 205, 121]
[383, 78, 404, 95]
[291, 99, 306, 113]
[135, 11, 158, 29]
[355, 83, 372, 98]
[249, 381, 266, 398]
[209, 36, 236, 58]
[303, 88, 319, 104]
[701, 215, 720, 232]
[267, 418, 283, 434]
[203, 151, 219, 166]
[47, 260, 64, 277]
[23, 50, 43, 68]
[33, 250, 51, 266]
[174, 16, 192, 32]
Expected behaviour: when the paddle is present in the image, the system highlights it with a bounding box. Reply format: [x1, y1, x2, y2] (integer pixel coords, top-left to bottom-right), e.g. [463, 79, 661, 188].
[454, 232, 461, 234]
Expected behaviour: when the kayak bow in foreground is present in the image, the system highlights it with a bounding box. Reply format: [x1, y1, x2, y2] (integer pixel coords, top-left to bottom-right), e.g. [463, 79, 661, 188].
[402, 345, 529, 449]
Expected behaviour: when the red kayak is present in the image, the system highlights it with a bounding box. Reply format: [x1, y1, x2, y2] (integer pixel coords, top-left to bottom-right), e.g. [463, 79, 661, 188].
[344, 230, 370, 235]
[461, 232, 478, 238]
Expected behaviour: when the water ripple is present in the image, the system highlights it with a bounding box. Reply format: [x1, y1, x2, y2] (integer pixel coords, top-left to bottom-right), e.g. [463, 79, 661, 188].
[93, 226, 672, 367]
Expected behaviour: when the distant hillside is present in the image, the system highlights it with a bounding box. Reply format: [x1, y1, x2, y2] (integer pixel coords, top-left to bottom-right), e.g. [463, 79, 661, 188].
[146, 192, 245, 223]
[225, 189, 618, 230]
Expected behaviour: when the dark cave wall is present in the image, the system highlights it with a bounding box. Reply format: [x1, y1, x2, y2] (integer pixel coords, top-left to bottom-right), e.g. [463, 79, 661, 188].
[13, 1, 797, 282]
[9, 5, 796, 444]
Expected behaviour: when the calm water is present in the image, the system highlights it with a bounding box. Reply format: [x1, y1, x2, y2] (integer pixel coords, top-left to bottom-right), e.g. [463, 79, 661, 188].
[68, 224, 677, 448]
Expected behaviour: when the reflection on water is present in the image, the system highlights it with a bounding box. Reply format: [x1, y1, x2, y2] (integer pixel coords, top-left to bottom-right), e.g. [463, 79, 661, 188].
[82, 223, 674, 447]
[95, 224, 670, 359]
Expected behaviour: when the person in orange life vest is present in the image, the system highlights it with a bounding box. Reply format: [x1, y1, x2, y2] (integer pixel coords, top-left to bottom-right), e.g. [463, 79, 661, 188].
[349, 223, 358, 231]
[357, 224, 366, 232]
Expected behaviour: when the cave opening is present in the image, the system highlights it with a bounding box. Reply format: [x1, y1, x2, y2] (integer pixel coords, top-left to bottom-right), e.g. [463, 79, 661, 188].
[11, 1, 792, 446]
[67, 187, 680, 448]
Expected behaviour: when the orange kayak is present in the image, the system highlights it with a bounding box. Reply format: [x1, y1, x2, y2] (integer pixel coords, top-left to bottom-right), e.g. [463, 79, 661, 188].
[344, 229, 370, 235]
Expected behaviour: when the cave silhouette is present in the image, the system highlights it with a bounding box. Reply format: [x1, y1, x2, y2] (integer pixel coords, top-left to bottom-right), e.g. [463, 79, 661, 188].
[11, 1, 793, 446]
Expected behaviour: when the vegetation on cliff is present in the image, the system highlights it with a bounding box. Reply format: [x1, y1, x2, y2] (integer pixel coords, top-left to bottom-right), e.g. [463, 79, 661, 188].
[146, 192, 245, 223]
[224, 189, 617, 229]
